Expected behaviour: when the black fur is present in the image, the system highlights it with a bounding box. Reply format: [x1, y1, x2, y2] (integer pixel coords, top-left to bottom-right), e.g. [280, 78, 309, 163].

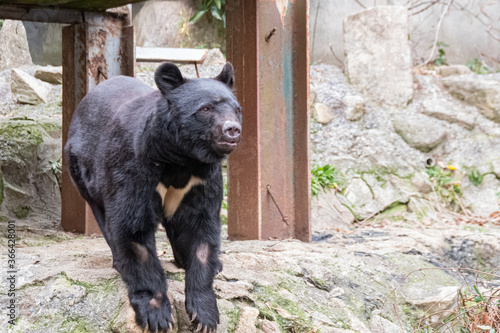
[65, 62, 241, 333]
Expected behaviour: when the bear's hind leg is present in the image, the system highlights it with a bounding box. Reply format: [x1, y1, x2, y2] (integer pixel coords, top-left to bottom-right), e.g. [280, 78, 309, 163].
[88, 202, 117, 263]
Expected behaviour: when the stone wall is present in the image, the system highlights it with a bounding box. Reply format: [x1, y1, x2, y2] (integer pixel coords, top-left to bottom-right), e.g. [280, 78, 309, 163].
[311, 0, 500, 69]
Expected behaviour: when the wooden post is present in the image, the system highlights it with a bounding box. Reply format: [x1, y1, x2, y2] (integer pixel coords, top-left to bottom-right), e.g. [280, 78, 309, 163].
[61, 13, 134, 234]
[226, 0, 311, 241]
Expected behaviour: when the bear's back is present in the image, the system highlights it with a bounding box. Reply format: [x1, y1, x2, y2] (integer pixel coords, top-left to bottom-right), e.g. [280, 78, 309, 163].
[65, 76, 158, 201]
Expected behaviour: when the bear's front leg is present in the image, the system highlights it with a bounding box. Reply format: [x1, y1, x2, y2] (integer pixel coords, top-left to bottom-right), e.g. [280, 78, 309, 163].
[108, 204, 175, 332]
[167, 225, 221, 332]
[164, 180, 223, 333]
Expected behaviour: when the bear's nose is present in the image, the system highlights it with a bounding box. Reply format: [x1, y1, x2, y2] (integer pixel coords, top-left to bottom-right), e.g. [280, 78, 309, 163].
[222, 121, 241, 142]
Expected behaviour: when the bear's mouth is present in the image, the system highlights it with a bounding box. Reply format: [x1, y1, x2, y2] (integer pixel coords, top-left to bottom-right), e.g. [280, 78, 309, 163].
[213, 141, 238, 155]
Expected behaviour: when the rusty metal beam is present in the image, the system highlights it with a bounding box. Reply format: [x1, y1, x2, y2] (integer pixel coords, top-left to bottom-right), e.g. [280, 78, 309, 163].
[61, 12, 134, 235]
[292, 0, 311, 242]
[226, 0, 310, 241]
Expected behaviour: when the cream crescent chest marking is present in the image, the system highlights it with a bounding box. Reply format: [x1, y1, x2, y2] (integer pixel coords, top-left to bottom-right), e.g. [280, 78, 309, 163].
[156, 176, 204, 219]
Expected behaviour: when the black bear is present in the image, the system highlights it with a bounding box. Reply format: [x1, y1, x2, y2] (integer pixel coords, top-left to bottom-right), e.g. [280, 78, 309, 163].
[65, 62, 242, 332]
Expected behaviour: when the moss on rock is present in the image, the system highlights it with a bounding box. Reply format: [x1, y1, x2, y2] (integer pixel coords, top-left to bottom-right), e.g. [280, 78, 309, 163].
[13, 205, 30, 218]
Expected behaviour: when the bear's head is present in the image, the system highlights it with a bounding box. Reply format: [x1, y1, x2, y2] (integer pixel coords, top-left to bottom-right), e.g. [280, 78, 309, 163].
[154, 62, 242, 164]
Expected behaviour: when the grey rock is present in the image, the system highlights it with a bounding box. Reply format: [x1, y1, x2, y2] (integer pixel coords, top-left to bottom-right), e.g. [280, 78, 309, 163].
[260, 319, 281, 333]
[343, 6, 413, 107]
[330, 287, 345, 298]
[439, 134, 500, 176]
[441, 75, 500, 123]
[343, 94, 365, 121]
[214, 280, 254, 301]
[34, 66, 63, 84]
[11, 68, 52, 105]
[408, 286, 458, 324]
[461, 174, 500, 216]
[370, 315, 400, 333]
[411, 172, 433, 194]
[235, 306, 259, 333]
[0, 20, 33, 71]
[312, 189, 355, 230]
[0, 118, 61, 223]
[203, 48, 226, 66]
[314, 102, 335, 124]
[408, 197, 437, 220]
[342, 178, 373, 217]
[421, 99, 476, 129]
[436, 65, 473, 77]
[393, 114, 446, 152]
[23, 22, 63, 66]
[338, 173, 414, 220]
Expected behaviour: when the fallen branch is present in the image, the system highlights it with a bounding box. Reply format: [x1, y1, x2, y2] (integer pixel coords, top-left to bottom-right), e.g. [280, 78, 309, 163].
[420, 0, 454, 66]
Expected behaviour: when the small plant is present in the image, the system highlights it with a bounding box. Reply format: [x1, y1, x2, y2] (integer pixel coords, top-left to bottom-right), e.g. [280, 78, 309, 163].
[49, 158, 62, 192]
[190, 0, 226, 27]
[426, 165, 462, 208]
[467, 168, 484, 186]
[466, 58, 491, 74]
[311, 164, 338, 196]
[454, 284, 500, 332]
[434, 42, 449, 66]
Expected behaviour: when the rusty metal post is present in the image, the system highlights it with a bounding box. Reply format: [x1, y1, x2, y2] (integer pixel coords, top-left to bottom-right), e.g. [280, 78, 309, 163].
[226, 0, 310, 241]
[61, 12, 134, 234]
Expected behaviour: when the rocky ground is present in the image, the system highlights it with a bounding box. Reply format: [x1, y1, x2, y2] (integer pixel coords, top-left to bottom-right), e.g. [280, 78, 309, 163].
[1, 220, 500, 332]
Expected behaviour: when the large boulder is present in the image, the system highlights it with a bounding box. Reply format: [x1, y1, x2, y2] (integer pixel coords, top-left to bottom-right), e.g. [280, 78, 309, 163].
[343, 6, 413, 107]
[0, 118, 62, 222]
[393, 113, 447, 152]
[0, 20, 33, 70]
[441, 75, 500, 123]
[337, 174, 412, 220]
[11, 68, 52, 105]
[23, 22, 62, 66]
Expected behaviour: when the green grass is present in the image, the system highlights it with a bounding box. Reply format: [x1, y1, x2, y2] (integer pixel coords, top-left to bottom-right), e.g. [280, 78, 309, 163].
[311, 164, 338, 196]
[466, 58, 491, 74]
[425, 165, 462, 208]
[466, 167, 483, 186]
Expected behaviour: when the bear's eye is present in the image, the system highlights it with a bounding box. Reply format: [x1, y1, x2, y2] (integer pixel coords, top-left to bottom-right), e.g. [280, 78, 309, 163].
[236, 107, 242, 114]
[199, 106, 212, 113]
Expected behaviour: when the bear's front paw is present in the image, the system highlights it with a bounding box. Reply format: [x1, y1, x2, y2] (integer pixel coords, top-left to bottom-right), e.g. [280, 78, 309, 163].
[186, 290, 219, 333]
[130, 291, 175, 332]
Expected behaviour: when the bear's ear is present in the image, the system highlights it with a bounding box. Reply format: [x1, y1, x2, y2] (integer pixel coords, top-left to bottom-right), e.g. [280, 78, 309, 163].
[215, 62, 235, 89]
[155, 62, 185, 94]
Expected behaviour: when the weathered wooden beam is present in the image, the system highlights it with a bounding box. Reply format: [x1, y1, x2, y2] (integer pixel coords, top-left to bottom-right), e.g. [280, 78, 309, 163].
[0, 0, 144, 12]
[61, 12, 134, 235]
[135, 47, 208, 64]
[226, 0, 311, 241]
[0, 5, 85, 23]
